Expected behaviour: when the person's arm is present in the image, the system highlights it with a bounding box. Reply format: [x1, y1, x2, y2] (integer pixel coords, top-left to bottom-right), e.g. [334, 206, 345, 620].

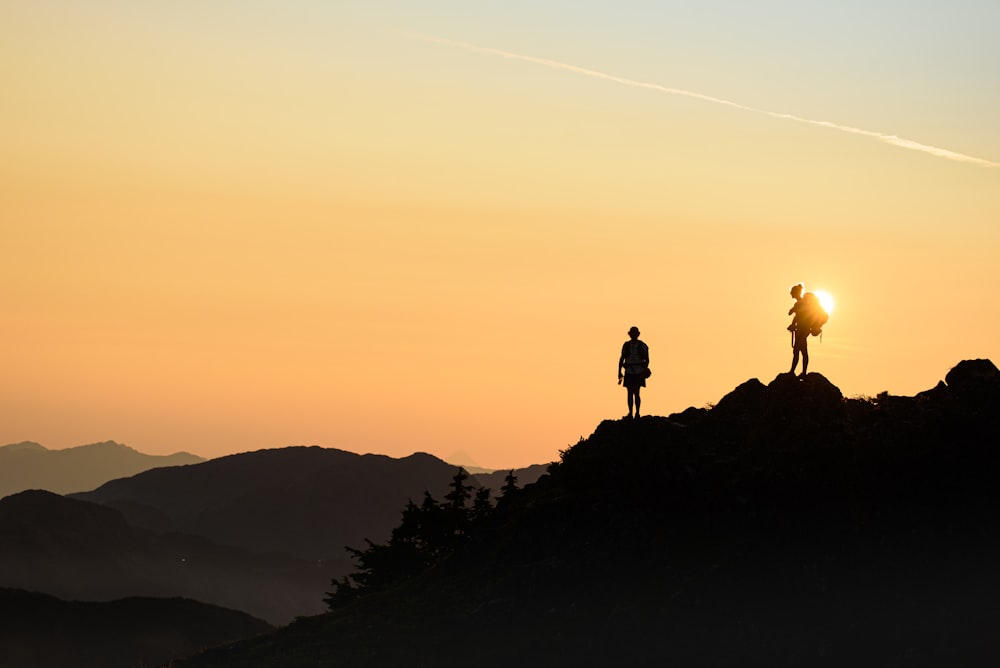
[618, 345, 626, 379]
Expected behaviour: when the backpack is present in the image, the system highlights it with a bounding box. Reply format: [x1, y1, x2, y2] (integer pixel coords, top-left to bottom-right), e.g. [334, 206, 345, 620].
[623, 341, 649, 374]
[799, 292, 829, 337]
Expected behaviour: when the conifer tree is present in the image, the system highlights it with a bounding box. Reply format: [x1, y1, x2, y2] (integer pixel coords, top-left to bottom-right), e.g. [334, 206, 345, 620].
[501, 470, 519, 498]
[326, 467, 501, 610]
[471, 486, 493, 522]
[444, 467, 473, 510]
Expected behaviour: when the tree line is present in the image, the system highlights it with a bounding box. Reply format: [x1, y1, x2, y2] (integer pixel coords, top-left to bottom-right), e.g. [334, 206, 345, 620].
[325, 468, 518, 608]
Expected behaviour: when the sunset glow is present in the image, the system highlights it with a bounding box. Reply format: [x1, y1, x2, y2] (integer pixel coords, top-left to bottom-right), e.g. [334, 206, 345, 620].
[814, 291, 835, 316]
[2, 2, 999, 469]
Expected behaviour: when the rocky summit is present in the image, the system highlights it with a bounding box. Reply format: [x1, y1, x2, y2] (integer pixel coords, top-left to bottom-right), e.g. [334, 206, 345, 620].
[178, 360, 1000, 667]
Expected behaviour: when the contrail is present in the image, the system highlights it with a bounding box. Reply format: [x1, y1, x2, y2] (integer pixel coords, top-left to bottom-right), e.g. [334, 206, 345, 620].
[398, 31, 999, 168]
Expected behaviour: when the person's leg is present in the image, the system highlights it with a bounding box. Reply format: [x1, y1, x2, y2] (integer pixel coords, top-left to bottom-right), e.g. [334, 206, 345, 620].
[790, 349, 799, 374]
[801, 343, 809, 376]
[626, 386, 635, 418]
[634, 388, 641, 418]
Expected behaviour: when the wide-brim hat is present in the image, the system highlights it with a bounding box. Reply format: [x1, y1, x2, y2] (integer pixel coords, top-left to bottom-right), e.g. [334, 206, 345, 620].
[628, 326, 640, 336]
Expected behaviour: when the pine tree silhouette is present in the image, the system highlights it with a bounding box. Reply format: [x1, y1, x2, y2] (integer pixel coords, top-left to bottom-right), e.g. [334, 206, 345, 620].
[324, 467, 495, 610]
[500, 470, 519, 498]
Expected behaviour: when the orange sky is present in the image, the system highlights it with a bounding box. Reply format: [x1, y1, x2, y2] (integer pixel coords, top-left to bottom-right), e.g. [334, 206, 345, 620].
[3, 2, 999, 469]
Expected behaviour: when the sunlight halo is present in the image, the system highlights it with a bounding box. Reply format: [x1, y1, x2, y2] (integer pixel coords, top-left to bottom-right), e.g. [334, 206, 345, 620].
[814, 290, 835, 315]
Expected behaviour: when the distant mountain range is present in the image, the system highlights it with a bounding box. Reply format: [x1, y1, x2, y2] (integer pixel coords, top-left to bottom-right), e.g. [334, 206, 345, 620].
[72, 447, 545, 562]
[173, 359, 1000, 667]
[0, 440, 203, 498]
[0, 587, 271, 668]
[1, 445, 546, 627]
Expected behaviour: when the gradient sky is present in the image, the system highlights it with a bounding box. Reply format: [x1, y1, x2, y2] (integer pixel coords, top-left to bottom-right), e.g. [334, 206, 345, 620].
[4, 1, 999, 468]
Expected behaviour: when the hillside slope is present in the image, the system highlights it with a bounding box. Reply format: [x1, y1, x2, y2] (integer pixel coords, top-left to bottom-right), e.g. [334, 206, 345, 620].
[176, 360, 1000, 667]
[0, 588, 271, 668]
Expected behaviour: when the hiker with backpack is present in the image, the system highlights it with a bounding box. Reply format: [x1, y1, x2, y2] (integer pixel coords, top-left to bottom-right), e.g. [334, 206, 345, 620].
[787, 283, 828, 377]
[618, 326, 650, 419]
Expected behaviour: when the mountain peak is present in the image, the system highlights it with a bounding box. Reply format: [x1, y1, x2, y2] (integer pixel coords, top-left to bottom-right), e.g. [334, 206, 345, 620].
[76, 440, 132, 452]
[0, 441, 45, 453]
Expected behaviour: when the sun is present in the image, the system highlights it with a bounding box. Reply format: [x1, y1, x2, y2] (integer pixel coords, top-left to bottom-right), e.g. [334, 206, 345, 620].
[813, 290, 835, 315]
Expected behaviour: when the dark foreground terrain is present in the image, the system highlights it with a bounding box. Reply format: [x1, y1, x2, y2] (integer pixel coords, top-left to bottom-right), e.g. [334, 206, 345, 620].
[0, 588, 271, 668]
[174, 360, 1000, 667]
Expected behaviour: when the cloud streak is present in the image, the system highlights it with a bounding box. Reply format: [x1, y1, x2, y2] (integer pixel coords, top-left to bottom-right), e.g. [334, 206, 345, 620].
[398, 31, 999, 168]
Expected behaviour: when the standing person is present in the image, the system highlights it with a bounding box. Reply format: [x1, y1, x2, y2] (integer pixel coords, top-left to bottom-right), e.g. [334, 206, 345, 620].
[618, 326, 650, 419]
[787, 283, 810, 377]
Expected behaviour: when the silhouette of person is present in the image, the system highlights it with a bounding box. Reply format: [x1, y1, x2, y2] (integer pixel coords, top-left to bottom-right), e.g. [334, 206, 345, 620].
[618, 326, 649, 419]
[787, 283, 810, 377]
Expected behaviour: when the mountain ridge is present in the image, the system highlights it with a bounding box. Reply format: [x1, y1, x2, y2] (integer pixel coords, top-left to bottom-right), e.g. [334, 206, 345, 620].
[72, 446, 544, 561]
[0, 440, 204, 498]
[174, 359, 1000, 667]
